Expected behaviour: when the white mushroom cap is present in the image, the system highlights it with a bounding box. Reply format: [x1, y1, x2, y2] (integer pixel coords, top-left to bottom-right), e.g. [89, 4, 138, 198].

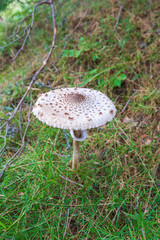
[32, 87, 116, 130]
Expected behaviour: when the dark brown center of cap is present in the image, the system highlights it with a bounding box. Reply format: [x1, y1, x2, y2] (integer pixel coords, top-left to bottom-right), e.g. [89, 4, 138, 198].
[66, 92, 86, 103]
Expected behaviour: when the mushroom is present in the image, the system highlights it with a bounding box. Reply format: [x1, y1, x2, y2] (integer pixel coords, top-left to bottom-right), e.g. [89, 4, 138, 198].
[32, 87, 116, 170]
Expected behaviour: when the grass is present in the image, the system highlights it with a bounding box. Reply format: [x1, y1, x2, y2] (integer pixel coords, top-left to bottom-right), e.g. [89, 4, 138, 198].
[0, 0, 160, 239]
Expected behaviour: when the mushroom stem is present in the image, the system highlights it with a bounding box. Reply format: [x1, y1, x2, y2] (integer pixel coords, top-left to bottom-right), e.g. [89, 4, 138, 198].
[72, 139, 80, 170]
[70, 130, 87, 170]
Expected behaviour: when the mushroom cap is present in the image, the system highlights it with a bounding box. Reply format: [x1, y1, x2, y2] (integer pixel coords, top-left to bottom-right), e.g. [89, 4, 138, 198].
[32, 87, 116, 130]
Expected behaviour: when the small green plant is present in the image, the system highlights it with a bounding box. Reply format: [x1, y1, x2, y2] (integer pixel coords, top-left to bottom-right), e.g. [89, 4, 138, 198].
[62, 37, 101, 62]
[111, 71, 127, 88]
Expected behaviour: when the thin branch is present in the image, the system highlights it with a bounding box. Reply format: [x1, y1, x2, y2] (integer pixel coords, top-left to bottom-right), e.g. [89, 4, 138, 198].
[0, 123, 9, 156]
[0, 90, 32, 178]
[0, 25, 30, 49]
[12, 1, 51, 60]
[114, 94, 121, 103]
[111, 200, 125, 225]
[0, 0, 57, 178]
[7, 14, 32, 40]
[0, 0, 56, 132]
[114, 5, 123, 42]
[0, 118, 8, 122]
[12, 27, 32, 61]
[0, 1, 52, 61]
[59, 175, 83, 188]
[121, 91, 137, 113]
[18, 104, 23, 141]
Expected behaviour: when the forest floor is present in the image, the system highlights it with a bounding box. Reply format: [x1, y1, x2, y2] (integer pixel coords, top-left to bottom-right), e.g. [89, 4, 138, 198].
[0, 0, 160, 239]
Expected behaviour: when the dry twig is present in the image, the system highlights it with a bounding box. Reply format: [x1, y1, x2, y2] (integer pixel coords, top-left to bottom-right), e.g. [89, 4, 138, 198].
[111, 200, 125, 225]
[7, 14, 32, 40]
[114, 5, 123, 42]
[59, 175, 83, 188]
[0, 0, 57, 179]
[121, 91, 137, 113]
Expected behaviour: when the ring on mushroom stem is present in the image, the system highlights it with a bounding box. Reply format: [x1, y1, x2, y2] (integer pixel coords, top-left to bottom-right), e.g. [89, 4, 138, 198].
[70, 130, 88, 141]
[32, 87, 116, 170]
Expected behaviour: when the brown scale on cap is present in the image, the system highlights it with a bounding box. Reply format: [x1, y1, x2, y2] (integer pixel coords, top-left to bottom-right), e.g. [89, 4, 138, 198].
[110, 110, 114, 114]
[68, 117, 74, 120]
[65, 92, 86, 104]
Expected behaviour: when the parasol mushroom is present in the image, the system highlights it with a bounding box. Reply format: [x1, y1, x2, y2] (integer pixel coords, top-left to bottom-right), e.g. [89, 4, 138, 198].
[32, 87, 116, 170]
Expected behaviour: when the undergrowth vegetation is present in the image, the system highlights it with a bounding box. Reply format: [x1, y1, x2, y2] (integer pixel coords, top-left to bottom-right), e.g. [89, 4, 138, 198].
[0, 0, 159, 239]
